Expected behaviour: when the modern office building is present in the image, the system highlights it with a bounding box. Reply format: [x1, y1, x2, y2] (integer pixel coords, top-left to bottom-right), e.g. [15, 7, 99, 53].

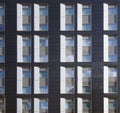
[0, 0, 120, 113]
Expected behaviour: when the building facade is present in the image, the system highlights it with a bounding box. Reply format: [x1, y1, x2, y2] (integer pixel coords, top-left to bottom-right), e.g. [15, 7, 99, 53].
[0, 0, 120, 113]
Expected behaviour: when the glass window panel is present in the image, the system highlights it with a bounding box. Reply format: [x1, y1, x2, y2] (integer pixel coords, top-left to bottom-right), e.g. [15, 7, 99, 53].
[23, 70, 30, 78]
[0, 24, 4, 31]
[23, 99, 31, 111]
[109, 86, 117, 93]
[109, 7, 117, 15]
[40, 24, 48, 31]
[23, 6, 30, 15]
[66, 68, 74, 77]
[83, 8, 90, 15]
[0, 70, 4, 78]
[109, 68, 117, 77]
[0, 39, 4, 47]
[0, 7, 4, 16]
[23, 39, 30, 46]
[40, 38, 48, 46]
[109, 100, 117, 109]
[83, 86, 90, 93]
[66, 100, 73, 109]
[40, 7, 48, 16]
[66, 86, 74, 93]
[109, 46, 116, 54]
[40, 101, 48, 109]
[109, 55, 117, 62]
[23, 87, 31, 93]
[66, 46, 74, 55]
[83, 46, 90, 55]
[109, 37, 117, 46]
[82, 24, 91, 30]
[83, 101, 90, 109]
[40, 71, 48, 78]
[83, 37, 91, 46]
[83, 55, 91, 62]
[109, 24, 117, 30]
[23, 56, 31, 62]
[83, 68, 91, 77]
[66, 37, 74, 46]
[40, 55, 48, 62]
[40, 86, 48, 93]
[66, 8, 74, 15]
[23, 24, 31, 31]
[109, 15, 116, 24]
[66, 24, 74, 30]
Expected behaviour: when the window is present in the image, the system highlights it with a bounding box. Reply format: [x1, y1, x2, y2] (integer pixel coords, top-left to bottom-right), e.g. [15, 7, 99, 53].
[103, 4, 117, 30]
[0, 36, 4, 62]
[65, 36, 74, 62]
[108, 67, 117, 93]
[77, 4, 91, 31]
[83, 68, 91, 93]
[60, 3, 74, 31]
[0, 68, 4, 94]
[65, 4, 74, 30]
[17, 35, 31, 62]
[65, 67, 74, 93]
[60, 35, 75, 62]
[17, 98, 31, 113]
[22, 5, 31, 31]
[40, 36, 48, 62]
[61, 98, 74, 113]
[78, 67, 91, 94]
[60, 67, 75, 94]
[39, 68, 48, 93]
[17, 4, 31, 31]
[109, 99, 117, 113]
[108, 36, 117, 61]
[108, 5, 117, 30]
[39, 4, 48, 31]
[23, 36, 31, 62]
[82, 36, 91, 62]
[34, 98, 48, 113]
[40, 99, 48, 112]
[17, 67, 31, 94]
[104, 35, 117, 62]
[0, 99, 5, 113]
[83, 99, 91, 113]
[22, 68, 31, 94]
[0, 5, 4, 31]
[82, 5, 91, 30]
[34, 4, 48, 31]
[34, 35, 48, 62]
[34, 67, 48, 94]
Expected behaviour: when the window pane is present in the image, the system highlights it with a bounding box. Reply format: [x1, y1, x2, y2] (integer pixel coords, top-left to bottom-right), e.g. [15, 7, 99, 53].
[109, 37, 117, 46]
[40, 38, 48, 46]
[40, 101, 48, 109]
[83, 8, 90, 15]
[66, 68, 74, 77]
[40, 71, 48, 78]
[109, 68, 117, 77]
[82, 24, 91, 30]
[40, 8, 48, 16]
[66, 38, 74, 46]
[66, 24, 74, 30]
[23, 24, 31, 31]
[40, 86, 48, 93]
[109, 8, 117, 15]
[0, 8, 4, 16]
[23, 70, 30, 78]
[23, 7, 30, 15]
[40, 24, 48, 31]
